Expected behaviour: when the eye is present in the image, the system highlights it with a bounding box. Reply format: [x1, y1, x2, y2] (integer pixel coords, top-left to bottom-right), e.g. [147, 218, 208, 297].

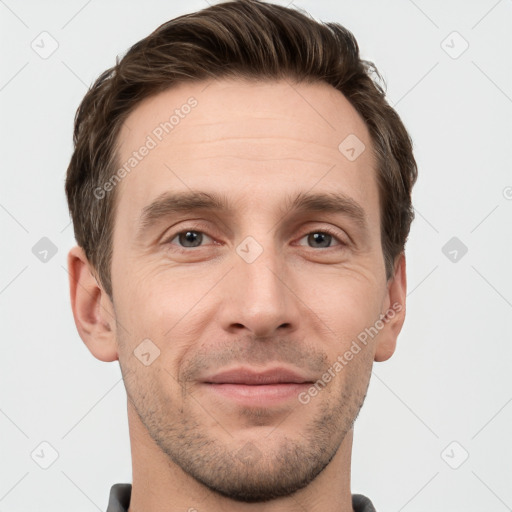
[167, 229, 214, 248]
[296, 229, 345, 249]
[164, 227, 346, 251]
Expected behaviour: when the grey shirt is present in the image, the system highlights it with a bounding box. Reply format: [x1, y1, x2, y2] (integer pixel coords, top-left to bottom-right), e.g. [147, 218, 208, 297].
[106, 483, 377, 511]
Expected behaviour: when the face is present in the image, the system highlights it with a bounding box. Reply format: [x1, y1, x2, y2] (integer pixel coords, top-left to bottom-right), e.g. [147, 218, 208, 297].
[109, 78, 401, 502]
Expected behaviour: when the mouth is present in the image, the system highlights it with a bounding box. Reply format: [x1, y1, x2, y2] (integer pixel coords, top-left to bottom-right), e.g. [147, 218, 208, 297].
[200, 367, 315, 406]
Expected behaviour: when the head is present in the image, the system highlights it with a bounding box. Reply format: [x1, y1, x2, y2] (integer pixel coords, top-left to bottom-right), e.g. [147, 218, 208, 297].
[66, 0, 416, 503]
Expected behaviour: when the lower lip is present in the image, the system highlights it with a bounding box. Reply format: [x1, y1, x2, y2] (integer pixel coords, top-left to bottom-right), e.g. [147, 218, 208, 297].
[203, 383, 311, 406]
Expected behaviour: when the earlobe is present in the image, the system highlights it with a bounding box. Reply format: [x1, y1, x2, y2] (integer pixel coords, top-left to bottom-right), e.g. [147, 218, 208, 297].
[67, 246, 119, 362]
[374, 253, 407, 362]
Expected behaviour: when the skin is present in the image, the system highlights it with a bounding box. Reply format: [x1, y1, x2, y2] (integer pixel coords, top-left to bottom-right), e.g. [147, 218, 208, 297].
[68, 78, 406, 512]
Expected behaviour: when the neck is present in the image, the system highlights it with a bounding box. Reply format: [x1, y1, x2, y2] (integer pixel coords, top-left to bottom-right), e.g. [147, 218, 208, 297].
[127, 401, 355, 512]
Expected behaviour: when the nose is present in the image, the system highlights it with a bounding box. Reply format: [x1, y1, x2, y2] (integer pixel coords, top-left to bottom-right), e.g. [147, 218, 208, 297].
[217, 241, 301, 339]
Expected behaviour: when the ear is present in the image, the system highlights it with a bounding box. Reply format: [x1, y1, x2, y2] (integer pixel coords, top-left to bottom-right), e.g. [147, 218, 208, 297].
[374, 253, 407, 362]
[67, 245, 118, 362]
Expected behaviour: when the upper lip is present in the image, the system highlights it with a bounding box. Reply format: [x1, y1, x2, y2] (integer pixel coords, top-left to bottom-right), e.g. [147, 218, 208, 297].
[202, 367, 314, 385]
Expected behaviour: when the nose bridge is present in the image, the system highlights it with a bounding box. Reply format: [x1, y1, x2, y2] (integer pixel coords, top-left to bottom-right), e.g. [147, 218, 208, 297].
[219, 233, 299, 337]
[238, 236, 284, 298]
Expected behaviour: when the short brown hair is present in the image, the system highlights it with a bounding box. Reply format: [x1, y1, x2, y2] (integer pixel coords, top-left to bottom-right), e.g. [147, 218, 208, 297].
[65, 0, 417, 300]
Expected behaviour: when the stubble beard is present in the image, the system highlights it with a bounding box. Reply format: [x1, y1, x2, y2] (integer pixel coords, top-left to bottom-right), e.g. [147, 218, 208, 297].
[124, 362, 371, 503]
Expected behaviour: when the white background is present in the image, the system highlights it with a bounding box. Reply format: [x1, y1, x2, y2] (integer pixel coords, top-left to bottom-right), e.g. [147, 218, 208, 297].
[1, 0, 511, 510]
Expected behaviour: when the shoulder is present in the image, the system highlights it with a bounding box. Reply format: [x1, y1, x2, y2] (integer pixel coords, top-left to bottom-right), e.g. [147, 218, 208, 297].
[106, 483, 132, 512]
[352, 493, 377, 512]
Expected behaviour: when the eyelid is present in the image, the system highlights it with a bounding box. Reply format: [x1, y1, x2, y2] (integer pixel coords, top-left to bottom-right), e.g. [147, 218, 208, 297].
[163, 222, 348, 251]
[163, 223, 217, 247]
[294, 225, 348, 247]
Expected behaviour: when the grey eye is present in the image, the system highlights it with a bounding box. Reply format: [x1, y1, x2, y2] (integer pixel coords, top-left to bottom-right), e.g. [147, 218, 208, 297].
[173, 230, 206, 247]
[307, 232, 333, 248]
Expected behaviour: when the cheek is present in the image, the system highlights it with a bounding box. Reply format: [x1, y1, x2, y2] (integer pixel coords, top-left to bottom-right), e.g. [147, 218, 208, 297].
[296, 266, 384, 344]
[114, 265, 215, 374]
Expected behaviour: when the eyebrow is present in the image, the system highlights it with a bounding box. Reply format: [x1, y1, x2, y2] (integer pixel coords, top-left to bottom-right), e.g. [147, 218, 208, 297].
[136, 189, 368, 240]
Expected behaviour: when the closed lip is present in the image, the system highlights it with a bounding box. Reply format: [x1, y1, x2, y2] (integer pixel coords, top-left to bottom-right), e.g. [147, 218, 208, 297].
[201, 367, 314, 385]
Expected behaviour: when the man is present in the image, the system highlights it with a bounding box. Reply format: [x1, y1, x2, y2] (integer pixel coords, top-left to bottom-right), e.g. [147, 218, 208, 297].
[65, 1, 417, 510]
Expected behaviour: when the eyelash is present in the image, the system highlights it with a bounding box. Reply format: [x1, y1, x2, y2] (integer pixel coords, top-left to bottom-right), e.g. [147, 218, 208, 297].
[164, 225, 347, 251]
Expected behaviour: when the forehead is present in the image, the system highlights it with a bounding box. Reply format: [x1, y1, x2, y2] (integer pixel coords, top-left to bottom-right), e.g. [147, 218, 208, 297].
[113, 78, 377, 233]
